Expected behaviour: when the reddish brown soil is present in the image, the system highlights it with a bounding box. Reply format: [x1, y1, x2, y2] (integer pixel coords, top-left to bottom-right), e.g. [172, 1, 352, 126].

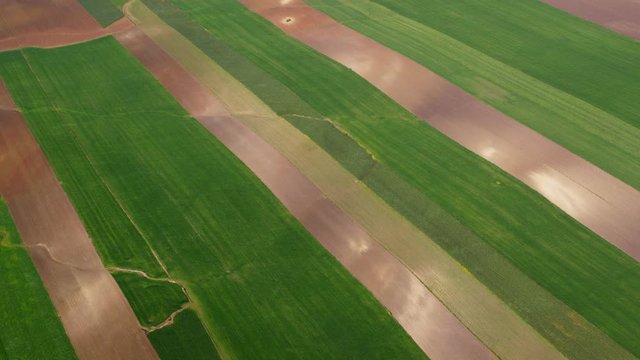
[0, 80, 158, 360]
[0, 79, 17, 110]
[542, 0, 640, 40]
[115, 27, 496, 359]
[241, 0, 640, 261]
[0, 0, 133, 51]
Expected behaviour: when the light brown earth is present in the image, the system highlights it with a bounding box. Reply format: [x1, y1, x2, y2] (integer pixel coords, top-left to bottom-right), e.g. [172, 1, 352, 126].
[541, 0, 640, 40]
[0, 80, 158, 360]
[115, 25, 498, 360]
[0, 0, 132, 51]
[241, 0, 640, 261]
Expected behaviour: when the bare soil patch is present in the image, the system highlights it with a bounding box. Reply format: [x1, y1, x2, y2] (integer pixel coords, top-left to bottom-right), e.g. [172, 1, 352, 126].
[541, 0, 640, 40]
[0, 80, 158, 360]
[241, 0, 640, 261]
[0, 0, 132, 51]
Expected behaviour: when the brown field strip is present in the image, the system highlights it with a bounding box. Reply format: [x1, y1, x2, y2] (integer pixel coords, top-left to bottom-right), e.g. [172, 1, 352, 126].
[114, 24, 500, 360]
[240, 0, 640, 261]
[0, 78, 158, 360]
[541, 0, 640, 40]
[0, 0, 132, 51]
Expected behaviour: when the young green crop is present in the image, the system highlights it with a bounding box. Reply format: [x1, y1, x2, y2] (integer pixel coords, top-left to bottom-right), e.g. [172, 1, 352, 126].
[143, 0, 640, 357]
[148, 309, 220, 360]
[113, 272, 188, 328]
[77, 0, 122, 26]
[0, 38, 424, 359]
[0, 199, 77, 360]
[368, 0, 640, 129]
[305, 0, 640, 191]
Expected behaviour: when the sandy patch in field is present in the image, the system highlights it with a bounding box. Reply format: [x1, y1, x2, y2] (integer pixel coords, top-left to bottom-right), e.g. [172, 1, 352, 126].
[114, 17, 498, 359]
[0, 79, 158, 360]
[0, 0, 133, 51]
[541, 0, 640, 40]
[240, 0, 640, 262]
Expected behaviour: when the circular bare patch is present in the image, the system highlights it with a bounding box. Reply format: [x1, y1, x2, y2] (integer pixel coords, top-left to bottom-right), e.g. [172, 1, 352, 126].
[283, 17, 294, 24]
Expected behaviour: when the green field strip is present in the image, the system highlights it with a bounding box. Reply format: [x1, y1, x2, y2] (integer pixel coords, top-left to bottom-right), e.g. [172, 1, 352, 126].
[77, 0, 123, 27]
[0, 199, 77, 360]
[124, 3, 638, 359]
[0, 50, 167, 279]
[0, 38, 424, 359]
[148, 309, 221, 360]
[139, 0, 640, 357]
[366, 0, 640, 130]
[110, 269, 218, 359]
[304, 0, 640, 191]
[112, 271, 188, 328]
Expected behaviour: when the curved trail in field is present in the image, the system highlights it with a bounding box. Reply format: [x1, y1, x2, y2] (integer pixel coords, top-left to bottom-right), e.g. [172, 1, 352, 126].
[109, 267, 191, 333]
[240, 0, 640, 261]
[0, 77, 158, 359]
[541, 0, 640, 40]
[109, 266, 186, 287]
[142, 304, 189, 333]
[114, 17, 499, 359]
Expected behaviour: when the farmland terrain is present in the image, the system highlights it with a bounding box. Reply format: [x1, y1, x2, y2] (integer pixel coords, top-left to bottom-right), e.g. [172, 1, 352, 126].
[0, 36, 425, 359]
[131, 0, 640, 357]
[0, 0, 638, 359]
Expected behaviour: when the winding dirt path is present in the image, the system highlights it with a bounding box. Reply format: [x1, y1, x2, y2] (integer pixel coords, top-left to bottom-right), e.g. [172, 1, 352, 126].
[0, 78, 158, 359]
[108, 267, 190, 333]
[541, 0, 640, 40]
[0, 0, 134, 51]
[114, 25, 498, 360]
[240, 0, 640, 261]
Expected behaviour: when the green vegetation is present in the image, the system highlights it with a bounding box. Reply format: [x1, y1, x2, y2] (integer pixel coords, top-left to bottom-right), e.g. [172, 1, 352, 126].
[142, 0, 640, 357]
[368, 0, 640, 129]
[77, 0, 122, 26]
[0, 38, 424, 359]
[148, 309, 220, 360]
[113, 272, 188, 328]
[0, 199, 77, 360]
[110, 0, 127, 9]
[305, 0, 640, 190]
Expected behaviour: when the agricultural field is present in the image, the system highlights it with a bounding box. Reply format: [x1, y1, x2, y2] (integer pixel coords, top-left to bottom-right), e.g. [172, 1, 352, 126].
[136, 0, 640, 357]
[112, 272, 188, 329]
[148, 309, 221, 360]
[0, 37, 423, 359]
[1, 0, 638, 359]
[0, 199, 77, 360]
[305, 0, 640, 191]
